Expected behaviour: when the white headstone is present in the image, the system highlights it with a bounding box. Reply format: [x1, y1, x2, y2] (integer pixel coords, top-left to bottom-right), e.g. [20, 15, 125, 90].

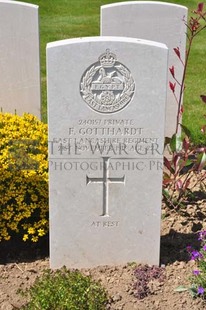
[101, 1, 188, 138]
[47, 36, 168, 269]
[0, 1, 41, 118]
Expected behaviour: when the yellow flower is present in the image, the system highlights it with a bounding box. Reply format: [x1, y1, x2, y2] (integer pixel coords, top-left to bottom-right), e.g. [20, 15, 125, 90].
[23, 234, 28, 242]
[38, 229, 45, 237]
[28, 227, 35, 235]
[4, 235, 11, 241]
[31, 236, 38, 242]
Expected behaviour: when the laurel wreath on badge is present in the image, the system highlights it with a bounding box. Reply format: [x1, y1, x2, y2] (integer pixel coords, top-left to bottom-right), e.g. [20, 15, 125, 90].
[81, 65, 101, 100]
[81, 65, 135, 104]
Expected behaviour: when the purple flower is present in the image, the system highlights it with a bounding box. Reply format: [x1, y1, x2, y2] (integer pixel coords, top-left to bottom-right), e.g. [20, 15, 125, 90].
[197, 286, 205, 295]
[191, 250, 203, 260]
[193, 270, 200, 276]
[198, 230, 206, 241]
[203, 245, 206, 251]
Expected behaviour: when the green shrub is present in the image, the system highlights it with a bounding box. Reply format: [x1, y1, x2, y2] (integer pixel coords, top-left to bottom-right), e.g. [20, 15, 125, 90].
[22, 267, 109, 310]
[0, 112, 48, 242]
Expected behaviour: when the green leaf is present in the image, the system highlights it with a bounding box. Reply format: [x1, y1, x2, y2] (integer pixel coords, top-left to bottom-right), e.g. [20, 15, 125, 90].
[170, 134, 183, 153]
[174, 285, 188, 292]
[163, 188, 170, 199]
[179, 159, 193, 171]
[163, 172, 172, 180]
[184, 159, 193, 167]
[180, 124, 192, 137]
[188, 287, 197, 298]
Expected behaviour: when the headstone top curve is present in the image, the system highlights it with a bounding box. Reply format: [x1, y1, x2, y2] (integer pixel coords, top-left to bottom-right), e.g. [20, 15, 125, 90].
[101, 1, 188, 10]
[47, 36, 168, 50]
[0, 1, 38, 9]
[0, 0, 41, 117]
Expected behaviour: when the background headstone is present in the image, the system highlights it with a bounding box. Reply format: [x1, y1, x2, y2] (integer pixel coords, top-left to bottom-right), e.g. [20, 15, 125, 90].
[0, 1, 41, 118]
[101, 1, 188, 138]
[47, 36, 168, 268]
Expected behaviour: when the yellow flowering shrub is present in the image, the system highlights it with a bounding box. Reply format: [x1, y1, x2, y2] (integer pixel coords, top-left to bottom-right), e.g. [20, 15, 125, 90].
[0, 113, 48, 242]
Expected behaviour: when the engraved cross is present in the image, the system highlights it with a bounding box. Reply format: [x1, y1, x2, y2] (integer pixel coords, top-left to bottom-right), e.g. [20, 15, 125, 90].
[86, 157, 125, 217]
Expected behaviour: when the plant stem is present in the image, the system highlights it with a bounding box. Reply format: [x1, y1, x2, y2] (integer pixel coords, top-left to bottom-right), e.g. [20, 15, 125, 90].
[175, 36, 193, 134]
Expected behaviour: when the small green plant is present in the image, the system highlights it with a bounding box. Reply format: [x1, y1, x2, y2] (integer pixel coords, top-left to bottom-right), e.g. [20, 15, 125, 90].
[163, 129, 206, 209]
[21, 267, 109, 310]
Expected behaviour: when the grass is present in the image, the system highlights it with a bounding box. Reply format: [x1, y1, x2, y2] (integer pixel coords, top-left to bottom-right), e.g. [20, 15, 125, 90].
[22, 0, 206, 145]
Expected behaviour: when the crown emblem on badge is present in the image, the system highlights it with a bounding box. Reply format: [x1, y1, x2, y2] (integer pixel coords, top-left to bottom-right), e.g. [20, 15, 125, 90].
[99, 49, 116, 68]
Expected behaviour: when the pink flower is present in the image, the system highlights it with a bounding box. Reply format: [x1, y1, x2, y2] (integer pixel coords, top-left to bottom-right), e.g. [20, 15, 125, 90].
[174, 47, 181, 59]
[190, 17, 200, 32]
[169, 81, 176, 93]
[169, 66, 175, 78]
[197, 3, 204, 13]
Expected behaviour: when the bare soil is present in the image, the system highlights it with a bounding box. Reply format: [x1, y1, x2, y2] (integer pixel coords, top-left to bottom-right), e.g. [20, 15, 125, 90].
[1, 196, 206, 310]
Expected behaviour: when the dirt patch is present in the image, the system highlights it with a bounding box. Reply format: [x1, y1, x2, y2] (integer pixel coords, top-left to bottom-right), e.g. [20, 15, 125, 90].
[0, 199, 206, 309]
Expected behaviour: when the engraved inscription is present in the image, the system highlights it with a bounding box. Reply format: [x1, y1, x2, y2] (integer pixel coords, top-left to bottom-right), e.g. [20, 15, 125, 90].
[80, 49, 135, 114]
[49, 119, 163, 158]
[91, 221, 120, 228]
[86, 157, 125, 217]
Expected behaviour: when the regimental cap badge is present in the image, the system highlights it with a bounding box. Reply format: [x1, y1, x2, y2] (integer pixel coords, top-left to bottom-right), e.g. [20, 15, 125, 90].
[80, 49, 135, 114]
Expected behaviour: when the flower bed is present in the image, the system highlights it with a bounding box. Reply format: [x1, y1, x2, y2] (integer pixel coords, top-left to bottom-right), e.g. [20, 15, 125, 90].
[0, 113, 48, 242]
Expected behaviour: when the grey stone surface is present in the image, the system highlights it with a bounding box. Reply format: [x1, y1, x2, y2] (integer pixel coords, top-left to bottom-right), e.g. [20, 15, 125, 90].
[0, 1, 41, 118]
[101, 1, 188, 137]
[47, 36, 168, 268]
